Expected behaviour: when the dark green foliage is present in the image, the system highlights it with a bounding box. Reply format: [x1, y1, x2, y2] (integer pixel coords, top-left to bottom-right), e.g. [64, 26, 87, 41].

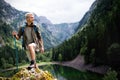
[52, 0, 120, 69]
[0, 21, 12, 38]
[0, 45, 27, 69]
[0, 22, 28, 69]
[107, 43, 120, 67]
[102, 69, 118, 80]
[83, 0, 120, 66]
[52, 34, 81, 61]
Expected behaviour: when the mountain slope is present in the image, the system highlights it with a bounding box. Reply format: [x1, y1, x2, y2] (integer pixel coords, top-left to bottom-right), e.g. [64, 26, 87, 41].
[54, 23, 79, 41]
[76, 0, 97, 32]
[43, 22, 79, 43]
[52, 0, 120, 69]
[0, 0, 24, 24]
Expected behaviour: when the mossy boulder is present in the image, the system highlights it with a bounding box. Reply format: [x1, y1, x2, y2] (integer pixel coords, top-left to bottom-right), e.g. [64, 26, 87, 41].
[0, 68, 57, 80]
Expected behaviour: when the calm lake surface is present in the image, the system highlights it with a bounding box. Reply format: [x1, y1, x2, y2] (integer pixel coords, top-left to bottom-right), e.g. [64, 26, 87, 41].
[39, 64, 102, 80]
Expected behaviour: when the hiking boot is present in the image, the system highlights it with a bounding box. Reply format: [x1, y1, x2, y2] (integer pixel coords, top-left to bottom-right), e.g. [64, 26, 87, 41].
[27, 64, 36, 70]
[27, 60, 36, 70]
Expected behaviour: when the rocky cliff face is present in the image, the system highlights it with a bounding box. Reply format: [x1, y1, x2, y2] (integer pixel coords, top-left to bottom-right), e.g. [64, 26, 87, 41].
[0, 0, 24, 24]
[53, 23, 79, 42]
[34, 15, 79, 44]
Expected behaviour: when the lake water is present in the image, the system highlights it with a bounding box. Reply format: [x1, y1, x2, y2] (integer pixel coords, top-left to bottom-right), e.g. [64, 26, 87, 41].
[39, 64, 102, 80]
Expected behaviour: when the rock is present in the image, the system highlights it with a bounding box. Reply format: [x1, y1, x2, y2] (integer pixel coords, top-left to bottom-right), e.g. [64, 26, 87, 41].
[0, 68, 57, 80]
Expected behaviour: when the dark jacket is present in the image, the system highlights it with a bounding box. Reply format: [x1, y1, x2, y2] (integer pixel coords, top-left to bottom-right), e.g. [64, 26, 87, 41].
[17, 24, 42, 49]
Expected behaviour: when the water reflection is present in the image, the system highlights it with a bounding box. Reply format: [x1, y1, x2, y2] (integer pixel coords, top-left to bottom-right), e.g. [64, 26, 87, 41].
[39, 64, 102, 80]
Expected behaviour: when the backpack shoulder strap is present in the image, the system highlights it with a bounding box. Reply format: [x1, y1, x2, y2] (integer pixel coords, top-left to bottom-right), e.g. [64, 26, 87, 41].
[33, 25, 38, 33]
[21, 25, 38, 35]
[21, 26, 25, 35]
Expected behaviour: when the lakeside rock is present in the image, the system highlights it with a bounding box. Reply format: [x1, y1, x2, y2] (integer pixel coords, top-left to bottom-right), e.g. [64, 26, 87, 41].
[0, 68, 57, 80]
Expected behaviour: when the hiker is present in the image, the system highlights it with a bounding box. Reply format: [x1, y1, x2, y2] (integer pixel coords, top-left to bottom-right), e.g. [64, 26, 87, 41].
[12, 13, 44, 70]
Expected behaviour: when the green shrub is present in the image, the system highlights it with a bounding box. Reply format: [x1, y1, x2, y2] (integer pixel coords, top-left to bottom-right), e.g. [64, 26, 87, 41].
[102, 69, 118, 80]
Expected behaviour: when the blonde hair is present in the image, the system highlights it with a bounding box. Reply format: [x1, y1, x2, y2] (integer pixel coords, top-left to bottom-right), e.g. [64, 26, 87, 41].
[25, 12, 34, 19]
